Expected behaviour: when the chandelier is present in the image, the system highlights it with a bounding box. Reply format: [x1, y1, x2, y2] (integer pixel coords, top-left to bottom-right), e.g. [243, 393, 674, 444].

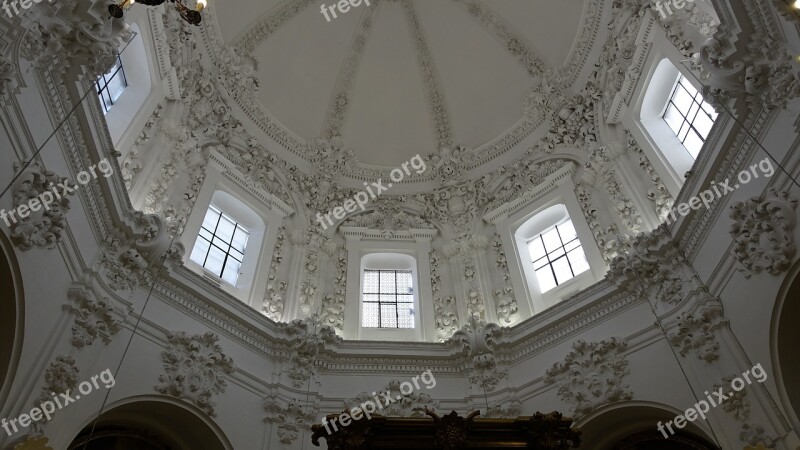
[109, 0, 207, 25]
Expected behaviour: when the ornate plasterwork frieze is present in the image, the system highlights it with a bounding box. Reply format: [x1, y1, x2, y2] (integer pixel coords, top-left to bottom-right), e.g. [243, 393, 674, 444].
[18, 0, 133, 77]
[263, 226, 287, 321]
[729, 189, 798, 278]
[7, 161, 74, 251]
[280, 317, 340, 388]
[544, 337, 633, 419]
[443, 234, 490, 319]
[264, 397, 319, 444]
[449, 320, 507, 391]
[667, 293, 726, 362]
[430, 250, 459, 342]
[491, 234, 518, 325]
[450, 0, 544, 78]
[120, 103, 163, 190]
[155, 331, 235, 417]
[320, 244, 347, 332]
[341, 202, 435, 230]
[67, 287, 125, 349]
[37, 355, 79, 410]
[626, 131, 674, 221]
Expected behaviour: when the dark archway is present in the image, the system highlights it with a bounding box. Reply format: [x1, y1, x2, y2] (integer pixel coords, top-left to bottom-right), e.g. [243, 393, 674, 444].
[772, 261, 800, 432]
[67, 398, 232, 450]
[612, 430, 718, 449]
[0, 230, 24, 412]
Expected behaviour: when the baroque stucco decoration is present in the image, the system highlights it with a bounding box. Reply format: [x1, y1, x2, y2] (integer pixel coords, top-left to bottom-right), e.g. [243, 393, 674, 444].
[280, 317, 339, 389]
[37, 355, 79, 409]
[449, 320, 507, 392]
[729, 189, 798, 277]
[544, 337, 633, 418]
[8, 162, 73, 251]
[668, 293, 726, 362]
[264, 398, 319, 445]
[67, 287, 124, 348]
[154, 331, 235, 417]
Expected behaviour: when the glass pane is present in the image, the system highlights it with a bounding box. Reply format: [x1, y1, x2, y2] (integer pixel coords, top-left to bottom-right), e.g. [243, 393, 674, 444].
[557, 220, 577, 241]
[215, 217, 236, 244]
[397, 303, 414, 328]
[535, 267, 557, 293]
[532, 256, 549, 270]
[212, 237, 228, 251]
[528, 238, 546, 261]
[362, 302, 379, 327]
[548, 246, 565, 260]
[564, 238, 581, 252]
[199, 228, 213, 242]
[678, 122, 690, 141]
[379, 271, 396, 293]
[551, 257, 574, 285]
[686, 102, 700, 122]
[567, 246, 590, 276]
[106, 74, 126, 103]
[231, 227, 249, 253]
[363, 271, 379, 293]
[672, 85, 694, 113]
[230, 248, 244, 262]
[396, 271, 413, 294]
[396, 294, 413, 303]
[204, 246, 226, 277]
[683, 130, 704, 158]
[380, 294, 396, 305]
[221, 259, 241, 285]
[362, 294, 379, 304]
[663, 105, 684, 134]
[541, 228, 562, 253]
[680, 78, 698, 97]
[693, 112, 714, 139]
[380, 304, 398, 328]
[202, 207, 221, 231]
[189, 237, 210, 266]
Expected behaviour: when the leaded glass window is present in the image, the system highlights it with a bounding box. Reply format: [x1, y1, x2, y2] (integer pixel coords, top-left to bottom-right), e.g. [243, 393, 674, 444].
[361, 269, 414, 329]
[527, 219, 589, 293]
[189, 205, 249, 285]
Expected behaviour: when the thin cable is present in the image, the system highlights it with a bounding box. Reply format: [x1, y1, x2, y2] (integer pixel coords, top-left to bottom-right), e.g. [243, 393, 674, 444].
[0, 31, 138, 201]
[614, 232, 722, 448]
[79, 233, 177, 449]
[679, 60, 800, 191]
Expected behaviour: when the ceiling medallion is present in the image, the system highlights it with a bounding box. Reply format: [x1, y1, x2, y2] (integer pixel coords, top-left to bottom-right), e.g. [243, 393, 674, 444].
[109, 0, 207, 25]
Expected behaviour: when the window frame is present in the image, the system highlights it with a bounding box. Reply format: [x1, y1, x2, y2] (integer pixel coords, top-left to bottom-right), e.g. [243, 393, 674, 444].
[361, 269, 415, 329]
[526, 218, 590, 293]
[661, 75, 718, 158]
[96, 54, 128, 114]
[190, 204, 250, 286]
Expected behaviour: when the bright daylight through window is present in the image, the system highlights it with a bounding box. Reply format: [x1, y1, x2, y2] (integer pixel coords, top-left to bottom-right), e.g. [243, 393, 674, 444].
[362, 269, 414, 329]
[528, 219, 589, 293]
[190, 205, 249, 285]
[96, 54, 128, 114]
[662, 74, 718, 158]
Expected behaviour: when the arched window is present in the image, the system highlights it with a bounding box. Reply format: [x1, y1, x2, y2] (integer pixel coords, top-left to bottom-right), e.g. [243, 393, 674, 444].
[189, 205, 250, 286]
[638, 58, 718, 184]
[360, 253, 418, 330]
[514, 204, 594, 300]
[662, 74, 718, 158]
[186, 191, 265, 292]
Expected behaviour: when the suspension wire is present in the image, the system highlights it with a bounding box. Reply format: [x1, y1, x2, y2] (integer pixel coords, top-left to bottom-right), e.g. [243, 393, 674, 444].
[79, 233, 177, 449]
[0, 32, 138, 201]
[679, 60, 800, 191]
[613, 232, 723, 448]
[298, 304, 324, 450]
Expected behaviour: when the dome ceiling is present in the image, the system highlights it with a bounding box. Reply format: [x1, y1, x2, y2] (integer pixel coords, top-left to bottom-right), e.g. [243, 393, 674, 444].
[213, 0, 585, 168]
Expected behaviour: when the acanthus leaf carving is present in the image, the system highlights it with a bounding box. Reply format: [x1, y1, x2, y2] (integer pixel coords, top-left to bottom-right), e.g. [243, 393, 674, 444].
[155, 331, 235, 417]
[729, 189, 798, 277]
[8, 162, 74, 251]
[264, 397, 318, 444]
[544, 337, 633, 419]
[68, 288, 124, 348]
[668, 293, 726, 362]
[449, 320, 507, 392]
[344, 379, 440, 418]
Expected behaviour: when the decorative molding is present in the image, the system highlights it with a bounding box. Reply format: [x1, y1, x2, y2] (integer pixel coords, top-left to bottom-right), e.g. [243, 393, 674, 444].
[37, 355, 79, 407]
[154, 331, 235, 417]
[8, 162, 74, 251]
[264, 397, 318, 445]
[668, 293, 726, 362]
[344, 379, 439, 417]
[544, 337, 632, 419]
[449, 320, 507, 391]
[729, 189, 798, 277]
[68, 287, 125, 348]
[263, 226, 287, 321]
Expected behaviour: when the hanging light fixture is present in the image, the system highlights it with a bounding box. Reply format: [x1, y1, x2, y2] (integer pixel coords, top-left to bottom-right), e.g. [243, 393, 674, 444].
[109, 0, 207, 26]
